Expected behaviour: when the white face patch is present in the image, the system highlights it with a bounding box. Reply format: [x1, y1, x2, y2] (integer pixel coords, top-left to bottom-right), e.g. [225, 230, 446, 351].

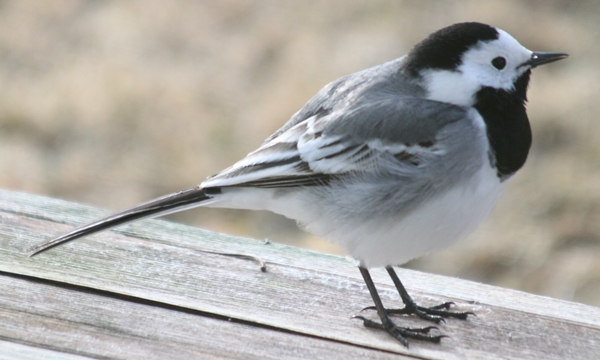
[421, 69, 481, 107]
[422, 28, 533, 107]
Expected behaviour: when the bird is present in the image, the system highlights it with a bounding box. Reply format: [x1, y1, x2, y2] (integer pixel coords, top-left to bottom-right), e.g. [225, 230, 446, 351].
[27, 22, 568, 346]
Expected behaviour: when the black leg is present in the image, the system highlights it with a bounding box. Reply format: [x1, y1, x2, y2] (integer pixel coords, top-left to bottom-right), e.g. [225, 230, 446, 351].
[353, 266, 445, 347]
[384, 266, 474, 322]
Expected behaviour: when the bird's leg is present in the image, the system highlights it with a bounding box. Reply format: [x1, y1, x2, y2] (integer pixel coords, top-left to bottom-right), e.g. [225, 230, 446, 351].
[383, 266, 474, 323]
[353, 266, 445, 346]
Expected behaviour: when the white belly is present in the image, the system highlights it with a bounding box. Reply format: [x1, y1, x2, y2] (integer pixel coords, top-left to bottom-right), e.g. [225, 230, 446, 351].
[209, 163, 505, 269]
[336, 164, 505, 268]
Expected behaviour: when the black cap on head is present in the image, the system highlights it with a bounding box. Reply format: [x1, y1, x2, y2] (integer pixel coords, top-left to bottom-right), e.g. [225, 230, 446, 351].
[404, 22, 499, 76]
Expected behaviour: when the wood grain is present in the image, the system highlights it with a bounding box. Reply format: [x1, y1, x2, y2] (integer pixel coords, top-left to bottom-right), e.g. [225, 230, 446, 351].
[0, 273, 407, 360]
[1, 189, 600, 359]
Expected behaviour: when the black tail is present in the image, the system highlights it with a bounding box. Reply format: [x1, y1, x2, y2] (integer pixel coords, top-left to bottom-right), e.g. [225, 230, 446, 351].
[28, 186, 218, 256]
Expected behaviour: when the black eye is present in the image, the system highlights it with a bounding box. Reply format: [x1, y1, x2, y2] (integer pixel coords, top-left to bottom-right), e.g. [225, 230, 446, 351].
[491, 56, 506, 70]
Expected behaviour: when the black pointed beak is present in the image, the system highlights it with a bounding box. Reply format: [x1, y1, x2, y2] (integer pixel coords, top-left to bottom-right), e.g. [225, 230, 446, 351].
[520, 52, 568, 68]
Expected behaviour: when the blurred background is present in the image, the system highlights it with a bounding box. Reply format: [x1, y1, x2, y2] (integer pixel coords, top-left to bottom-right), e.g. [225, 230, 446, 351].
[1, 0, 599, 306]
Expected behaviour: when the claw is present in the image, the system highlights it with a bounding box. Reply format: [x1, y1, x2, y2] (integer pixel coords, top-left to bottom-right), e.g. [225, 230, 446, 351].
[383, 266, 475, 323]
[408, 326, 438, 334]
[353, 314, 445, 347]
[430, 301, 455, 310]
[359, 305, 377, 313]
[357, 266, 467, 347]
[407, 333, 448, 343]
[351, 315, 369, 322]
[382, 302, 473, 323]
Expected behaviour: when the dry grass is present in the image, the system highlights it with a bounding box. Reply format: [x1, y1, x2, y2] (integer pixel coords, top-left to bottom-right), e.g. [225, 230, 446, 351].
[1, 0, 599, 306]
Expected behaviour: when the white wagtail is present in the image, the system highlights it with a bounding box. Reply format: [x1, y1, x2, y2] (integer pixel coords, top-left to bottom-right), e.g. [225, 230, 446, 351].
[28, 22, 567, 345]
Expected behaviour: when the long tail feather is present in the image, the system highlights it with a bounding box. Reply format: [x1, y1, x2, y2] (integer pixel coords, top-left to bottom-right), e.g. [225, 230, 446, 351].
[28, 186, 218, 256]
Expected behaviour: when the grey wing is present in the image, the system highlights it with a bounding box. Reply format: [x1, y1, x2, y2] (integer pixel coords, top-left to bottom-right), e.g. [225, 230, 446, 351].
[202, 96, 476, 189]
[262, 56, 417, 144]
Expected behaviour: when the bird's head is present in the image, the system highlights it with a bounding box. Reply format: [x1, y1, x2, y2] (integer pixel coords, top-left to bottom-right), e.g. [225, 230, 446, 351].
[404, 22, 568, 106]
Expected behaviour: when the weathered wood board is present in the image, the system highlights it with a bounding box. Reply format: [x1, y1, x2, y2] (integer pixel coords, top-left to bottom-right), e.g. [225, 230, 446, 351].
[1, 189, 599, 359]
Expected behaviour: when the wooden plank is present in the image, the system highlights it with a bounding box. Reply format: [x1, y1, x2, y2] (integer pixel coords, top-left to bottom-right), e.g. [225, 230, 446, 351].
[1, 214, 450, 359]
[3, 189, 600, 327]
[0, 273, 404, 360]
[1, 189, 600, 359]
[0, 340, 93, 360]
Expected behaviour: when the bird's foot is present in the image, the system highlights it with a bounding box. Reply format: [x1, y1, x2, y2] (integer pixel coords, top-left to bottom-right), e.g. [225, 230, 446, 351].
[353, 315, 446, 347]
[363, 301, 474, 323]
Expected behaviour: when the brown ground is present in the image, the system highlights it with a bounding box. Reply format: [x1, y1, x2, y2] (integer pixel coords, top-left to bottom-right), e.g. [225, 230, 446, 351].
[1, 1, 600, 306]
